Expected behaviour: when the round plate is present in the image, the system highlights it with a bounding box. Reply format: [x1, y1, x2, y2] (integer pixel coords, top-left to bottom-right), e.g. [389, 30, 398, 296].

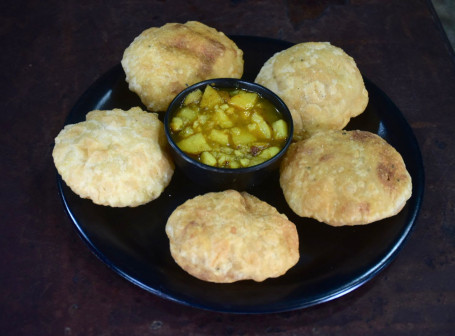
[57, 36, 424, 313]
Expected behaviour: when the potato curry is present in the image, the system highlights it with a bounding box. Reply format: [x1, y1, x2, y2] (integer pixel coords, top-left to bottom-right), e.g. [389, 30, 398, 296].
[169, 85, 289, 168]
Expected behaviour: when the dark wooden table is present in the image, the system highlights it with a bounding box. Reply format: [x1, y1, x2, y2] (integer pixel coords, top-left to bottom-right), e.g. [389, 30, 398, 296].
[1, 0, 454, 335]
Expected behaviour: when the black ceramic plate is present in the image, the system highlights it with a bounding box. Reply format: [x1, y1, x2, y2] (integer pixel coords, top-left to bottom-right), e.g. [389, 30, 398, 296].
[58, 36, 424, 313]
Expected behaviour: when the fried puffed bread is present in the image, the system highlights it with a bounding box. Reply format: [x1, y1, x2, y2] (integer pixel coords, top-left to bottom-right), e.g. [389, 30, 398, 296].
[280, 130, 412, 226]
[165, 190, 299, 283]
[121, 21, 244, 112]
[255, 42, 368, 140]
[53, 107, 174, 207]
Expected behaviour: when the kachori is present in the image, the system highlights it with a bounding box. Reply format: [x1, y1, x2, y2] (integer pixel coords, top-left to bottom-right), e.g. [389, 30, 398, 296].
[165, 190, 299, 283]
[121, 21, 244, 112]
[279, 130, 412, 226]
[53, 107, 174, 207]
[255, 42, 369, 140]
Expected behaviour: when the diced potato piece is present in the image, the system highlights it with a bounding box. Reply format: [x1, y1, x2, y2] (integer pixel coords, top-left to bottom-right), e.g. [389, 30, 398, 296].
[247, 123, 258, 133]
[272, 119, 288, 139]
[177, 107, 197, 122]
[220, 147, 234, 154]
[209, 129, 229, 146]
[214, 109, 234, 128]
[200, 85, 224, 109]
[234, 149, 243, 156]
[184, 89, 202, 106]
[225, 107, 235, 115]
[249, 156, 267, 166]
[218, 153, 236, 167]
[193, 114, 208, 132]
[200, 151, 217, 166]
[197, 114, 208, 124]
[231, 128, 257, 146]
[177, 133, 212, 154]
[250, 112, 264, 123]
[229, 160, 240, 169]
[251, 112, 272, 139]
[192, 122, 200, 133]
[170, 117, 184, 131]
[179, 126, 194, 138]
[240, 158, 250, 167]
[258, 146, 280, 159]
[229, 91, 258, 110]
[219, 104, 229, 111]
[218, 154, 227, 166]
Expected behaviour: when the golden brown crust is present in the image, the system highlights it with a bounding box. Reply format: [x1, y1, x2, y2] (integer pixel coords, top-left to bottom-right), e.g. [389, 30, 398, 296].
[279, 130, 412, 226]
[121, 21, 244, 112]
[165, 190, 299, 282]
[52, 107, 174, 207]
[255, 42, 368, 140]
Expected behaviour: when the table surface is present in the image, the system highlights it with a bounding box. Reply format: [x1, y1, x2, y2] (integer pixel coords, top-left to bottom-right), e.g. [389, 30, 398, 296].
[1, 0, 454, 335]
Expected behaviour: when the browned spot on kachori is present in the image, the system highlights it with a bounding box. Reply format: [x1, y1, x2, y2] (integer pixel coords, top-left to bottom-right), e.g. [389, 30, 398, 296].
[376, 162, 397, 189]
[351, 130, 376, 142]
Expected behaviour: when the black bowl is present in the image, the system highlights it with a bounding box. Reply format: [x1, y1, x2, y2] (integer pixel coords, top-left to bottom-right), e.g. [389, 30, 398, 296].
[164, 78, 294, 191]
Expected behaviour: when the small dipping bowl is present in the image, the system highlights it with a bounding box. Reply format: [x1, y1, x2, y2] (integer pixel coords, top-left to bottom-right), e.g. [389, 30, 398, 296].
[164, 78, 293, 191]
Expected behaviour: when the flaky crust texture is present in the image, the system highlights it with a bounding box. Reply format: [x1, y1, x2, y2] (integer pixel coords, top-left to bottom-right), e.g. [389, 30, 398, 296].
[280, 130, 412, 226]
[255, 42, 369, 140]
[165, 190, 299, 283]
[121, 21, 244, 112]
[53, 107, 174, 207]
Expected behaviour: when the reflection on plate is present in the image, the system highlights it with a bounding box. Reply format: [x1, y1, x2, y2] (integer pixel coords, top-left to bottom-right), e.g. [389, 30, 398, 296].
[58, 36, 424, 313]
